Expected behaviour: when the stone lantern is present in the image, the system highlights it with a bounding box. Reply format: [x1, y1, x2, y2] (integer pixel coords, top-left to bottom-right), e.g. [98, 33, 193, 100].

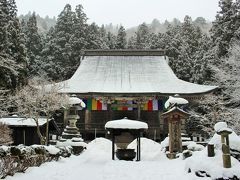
[162, 95, 189, 159]
[62, 95, 86, 140]
[215, 122, 232, 168]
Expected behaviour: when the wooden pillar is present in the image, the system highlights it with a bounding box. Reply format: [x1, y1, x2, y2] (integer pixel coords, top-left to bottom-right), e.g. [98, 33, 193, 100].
[112, 131, 115, 160]
[63, 108, 68, 127]
[23, 129, 26, 145]
[136, 137, 139, 161]
[107, 104, 112, 121]
[85, 109, 91, 130]
[137, 104, 141, 120]
[139, 131, 141, 161]
[158, 110, 162, 140]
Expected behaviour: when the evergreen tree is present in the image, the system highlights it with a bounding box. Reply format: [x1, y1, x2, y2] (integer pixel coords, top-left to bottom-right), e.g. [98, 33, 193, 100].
[69, 4, 88, 75]
[210, 0, 240, 57]
[150, 19, 161, 33]
[24, 12, 43, 77]
[115, 26, 127, 49]
[85, 23, 108, 49]
[40, 27, 57, 79]
[127, 36, 137, 49]
[167, 16, 209, 83]
[41, 4, 75, 80]
[99, 25, 108, 47]
[0, 0, 27, 89]
[135, 23, 151, 49]
[106, 31, 116, 49]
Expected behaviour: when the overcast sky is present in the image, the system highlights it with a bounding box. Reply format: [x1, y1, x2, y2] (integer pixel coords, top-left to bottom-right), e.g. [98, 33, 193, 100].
[16, 0, 220, 27]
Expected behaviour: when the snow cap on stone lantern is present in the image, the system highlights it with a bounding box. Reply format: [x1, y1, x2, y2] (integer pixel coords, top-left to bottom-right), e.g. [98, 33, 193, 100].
[68, 95, 86, 109]
[164, 94, 188, 109]
[214, 122, 232, 136]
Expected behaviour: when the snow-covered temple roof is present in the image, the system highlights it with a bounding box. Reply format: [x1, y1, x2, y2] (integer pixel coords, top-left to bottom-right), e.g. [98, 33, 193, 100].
[0, 117, 51, 127]
[57, 50, 217, 96]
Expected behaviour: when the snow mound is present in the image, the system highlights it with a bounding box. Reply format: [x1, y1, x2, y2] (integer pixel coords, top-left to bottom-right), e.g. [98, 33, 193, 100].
[160, 137, 169, 150]
[160, 137, 204, 151]
[185, 150, 240, 179]
[80, 138, 115, 163]
[128, 137, 167, 161]
[187, 142, 204, 151]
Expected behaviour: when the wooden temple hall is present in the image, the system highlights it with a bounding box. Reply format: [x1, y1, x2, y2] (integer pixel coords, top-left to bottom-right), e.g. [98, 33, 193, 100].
[56, 50, 217, 141]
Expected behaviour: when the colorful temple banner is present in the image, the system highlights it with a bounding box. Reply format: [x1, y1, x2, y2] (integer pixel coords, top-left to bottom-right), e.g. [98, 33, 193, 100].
[83, 98, 166, 111]
[141, 99, 165, 111]
[84, 99, 107, 111]
[112, 100, 136, 111]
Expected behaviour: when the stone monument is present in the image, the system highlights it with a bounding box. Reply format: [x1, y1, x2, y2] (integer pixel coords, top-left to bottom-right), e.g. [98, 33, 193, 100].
[215, 122, 232, 168]
[162, 95, 189, 159]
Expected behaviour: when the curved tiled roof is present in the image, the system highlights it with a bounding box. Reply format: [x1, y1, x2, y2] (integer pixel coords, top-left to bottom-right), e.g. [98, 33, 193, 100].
[57, 55, 217, 95]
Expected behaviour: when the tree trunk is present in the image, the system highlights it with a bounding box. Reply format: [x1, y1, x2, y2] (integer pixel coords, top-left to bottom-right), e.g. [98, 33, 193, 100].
[34, 117, 45, 145]
[45, 116, 50, 145]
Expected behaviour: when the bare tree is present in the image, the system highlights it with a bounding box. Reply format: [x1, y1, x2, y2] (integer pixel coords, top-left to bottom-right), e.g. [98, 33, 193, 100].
[0, 90, 9, 117]
[10, 80, 69, 145]
[0, 122, 12, 145]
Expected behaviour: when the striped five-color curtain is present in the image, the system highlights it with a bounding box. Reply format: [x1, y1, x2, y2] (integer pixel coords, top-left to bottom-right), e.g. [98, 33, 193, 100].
[83, 99, 166, 111]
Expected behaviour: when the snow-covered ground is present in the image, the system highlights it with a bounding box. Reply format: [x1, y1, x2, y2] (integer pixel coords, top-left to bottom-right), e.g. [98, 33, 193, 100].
[5, 137, 240, 180]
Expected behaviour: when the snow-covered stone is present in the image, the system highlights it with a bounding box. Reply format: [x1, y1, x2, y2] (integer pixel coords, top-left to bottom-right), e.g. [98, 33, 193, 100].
[185, 149, 240, 179]
[187, 142, 204, 151]
[44, 145, 60, 155]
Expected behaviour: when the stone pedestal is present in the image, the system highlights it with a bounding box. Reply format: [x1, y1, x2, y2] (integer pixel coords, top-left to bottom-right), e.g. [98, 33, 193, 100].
[62, 114, 81, 139]
[217, 128, 232, 168]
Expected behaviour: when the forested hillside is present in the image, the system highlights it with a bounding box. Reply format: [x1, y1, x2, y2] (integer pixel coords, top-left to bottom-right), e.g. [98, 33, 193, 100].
[0, 0, 240, 136]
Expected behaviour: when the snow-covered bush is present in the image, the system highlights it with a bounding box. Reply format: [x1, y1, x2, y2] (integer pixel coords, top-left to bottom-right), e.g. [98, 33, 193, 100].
[57, 146, 72, 158]
[0, 146, 10, 157]
[0, 144, 74, 179]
